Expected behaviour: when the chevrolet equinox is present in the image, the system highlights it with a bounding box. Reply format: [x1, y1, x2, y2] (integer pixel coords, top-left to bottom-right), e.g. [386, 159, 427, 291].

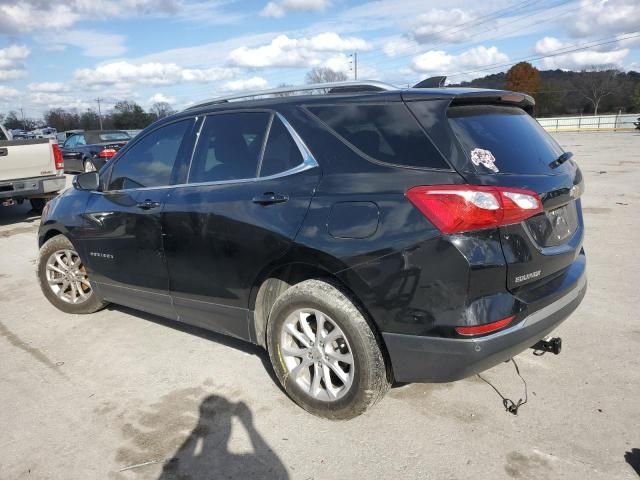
[37, 81, 587, 419]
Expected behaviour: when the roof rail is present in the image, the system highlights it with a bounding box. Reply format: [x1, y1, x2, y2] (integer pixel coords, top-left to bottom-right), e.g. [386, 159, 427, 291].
[186, 80, 398, 110]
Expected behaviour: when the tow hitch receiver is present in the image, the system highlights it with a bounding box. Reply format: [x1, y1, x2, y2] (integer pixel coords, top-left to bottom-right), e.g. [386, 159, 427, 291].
[531, 337, 562, 355]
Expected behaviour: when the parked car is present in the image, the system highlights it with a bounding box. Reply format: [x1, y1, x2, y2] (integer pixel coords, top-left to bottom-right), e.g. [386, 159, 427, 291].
[60, 130, 131, 173]
[0, 123, 66, 212]
[36, 81, 587, 419]
[56, 129, 84, 145]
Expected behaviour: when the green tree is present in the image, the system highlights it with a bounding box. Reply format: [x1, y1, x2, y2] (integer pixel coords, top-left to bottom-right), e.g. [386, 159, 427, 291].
[111, 101, 153, 129]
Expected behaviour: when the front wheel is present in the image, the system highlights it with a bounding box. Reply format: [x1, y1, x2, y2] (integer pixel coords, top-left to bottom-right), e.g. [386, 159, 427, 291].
[267, 279, 390, 420]
[37, 235, 106, 314]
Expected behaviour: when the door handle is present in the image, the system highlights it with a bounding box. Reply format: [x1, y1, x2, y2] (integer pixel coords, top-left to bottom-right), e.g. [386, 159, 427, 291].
[0, 148, 7, 157]
[252, 192, 289, 205]
[136, 199, 161, 210]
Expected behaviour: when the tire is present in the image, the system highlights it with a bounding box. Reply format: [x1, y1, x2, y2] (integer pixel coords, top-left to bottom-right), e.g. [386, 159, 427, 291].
[37, 235, 107, 314]
[84, 159, 96, 172]
[29, 198, 47, 213]
[267, 279, 390, 420]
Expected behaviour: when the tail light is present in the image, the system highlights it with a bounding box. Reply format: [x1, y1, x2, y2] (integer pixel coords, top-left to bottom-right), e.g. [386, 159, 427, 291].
[52, 144, 64, 171]
[98, 148, 117, 158]
[455, 315, 515, 336]
[406, 185, 543, 234]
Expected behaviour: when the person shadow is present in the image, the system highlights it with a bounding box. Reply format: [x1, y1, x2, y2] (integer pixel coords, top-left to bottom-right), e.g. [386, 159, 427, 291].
[158, 394, 289, 480]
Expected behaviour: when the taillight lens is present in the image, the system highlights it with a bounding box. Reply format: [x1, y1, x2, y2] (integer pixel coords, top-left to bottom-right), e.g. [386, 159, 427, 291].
[455, 315, 515, 336]
[406, 185, 543, 234]
[98, 148, 117, 158]
[52, 144, 64, 170]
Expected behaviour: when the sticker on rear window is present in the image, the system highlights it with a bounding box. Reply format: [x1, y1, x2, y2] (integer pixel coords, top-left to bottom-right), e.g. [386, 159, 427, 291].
[470, 148, 499, 173]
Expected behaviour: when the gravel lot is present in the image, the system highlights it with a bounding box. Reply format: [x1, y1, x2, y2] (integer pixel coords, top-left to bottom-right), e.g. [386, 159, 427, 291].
[1, 132, 639, 480]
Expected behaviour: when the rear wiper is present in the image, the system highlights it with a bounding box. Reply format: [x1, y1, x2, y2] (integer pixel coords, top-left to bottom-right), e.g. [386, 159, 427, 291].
[549, 151, 573, 169]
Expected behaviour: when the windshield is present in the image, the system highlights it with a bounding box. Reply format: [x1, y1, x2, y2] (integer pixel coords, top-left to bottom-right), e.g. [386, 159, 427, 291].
[448, 105, 564, 175]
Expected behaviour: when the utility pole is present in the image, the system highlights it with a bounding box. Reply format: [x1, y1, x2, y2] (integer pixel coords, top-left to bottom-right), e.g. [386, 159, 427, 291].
[19, 108, 26, 131]
[95, 98, 104, 130]
[353, 51, 358, 80]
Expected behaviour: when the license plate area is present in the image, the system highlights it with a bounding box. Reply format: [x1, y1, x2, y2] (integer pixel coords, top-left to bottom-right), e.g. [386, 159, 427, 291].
[525, 201, 578, 248]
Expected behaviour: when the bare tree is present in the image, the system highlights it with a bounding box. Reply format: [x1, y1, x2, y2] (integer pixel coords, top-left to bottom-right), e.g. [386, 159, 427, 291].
[150, 102, 176, 119]
[572, 66, 619, 115]
[305, 67, 348, 84]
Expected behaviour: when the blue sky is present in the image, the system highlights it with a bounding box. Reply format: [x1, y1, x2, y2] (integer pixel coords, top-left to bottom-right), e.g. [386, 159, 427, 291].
[1, 0, 638, 118]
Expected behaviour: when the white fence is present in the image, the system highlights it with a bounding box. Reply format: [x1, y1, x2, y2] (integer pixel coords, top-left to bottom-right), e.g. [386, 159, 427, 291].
[537, 113, 638, 132]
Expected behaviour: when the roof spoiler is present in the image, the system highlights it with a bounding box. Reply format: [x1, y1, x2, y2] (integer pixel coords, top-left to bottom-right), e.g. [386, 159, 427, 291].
[413, 76, 447, 88]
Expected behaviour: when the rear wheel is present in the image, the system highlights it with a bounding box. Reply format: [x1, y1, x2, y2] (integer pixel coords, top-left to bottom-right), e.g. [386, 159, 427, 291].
[37, 235, 106, 314]
[267, 279, 390, 420]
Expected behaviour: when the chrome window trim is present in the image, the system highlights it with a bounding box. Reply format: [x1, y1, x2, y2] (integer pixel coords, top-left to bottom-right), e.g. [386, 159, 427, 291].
[98, 111, 318, 194]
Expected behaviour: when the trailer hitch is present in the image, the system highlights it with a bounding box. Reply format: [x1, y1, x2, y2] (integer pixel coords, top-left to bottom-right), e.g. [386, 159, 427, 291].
[531, 337, 562, 356]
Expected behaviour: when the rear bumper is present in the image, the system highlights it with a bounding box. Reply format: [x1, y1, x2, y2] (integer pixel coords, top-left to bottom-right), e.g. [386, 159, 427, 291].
[383, 270, 587, 383]
[0, 175, 66, 200]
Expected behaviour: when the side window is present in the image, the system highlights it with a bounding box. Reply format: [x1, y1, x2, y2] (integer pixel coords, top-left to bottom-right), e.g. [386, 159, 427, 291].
[64, 136, 78, 148]
[108, 119, 191, 190]
[307, 103, 449, 169]
[259, 116, 304, 177]
[189, 112, 270, 183]
[76, 135, 86, 146]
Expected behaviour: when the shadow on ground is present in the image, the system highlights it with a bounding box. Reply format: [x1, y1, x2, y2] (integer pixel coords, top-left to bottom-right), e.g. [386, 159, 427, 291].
[625, 449, 640, 476]
[157, 394, 288, 480]
[0, 202, 40, 227]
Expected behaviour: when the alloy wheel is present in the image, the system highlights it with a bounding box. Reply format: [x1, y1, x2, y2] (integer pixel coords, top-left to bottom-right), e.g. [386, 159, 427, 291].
[45, 249, 92, 304]
[280, 308, 355, 401]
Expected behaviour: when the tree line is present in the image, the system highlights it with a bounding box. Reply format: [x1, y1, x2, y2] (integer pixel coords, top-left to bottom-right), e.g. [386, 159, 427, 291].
[455, 63, 640, 117]
[0, 100, 176, 132]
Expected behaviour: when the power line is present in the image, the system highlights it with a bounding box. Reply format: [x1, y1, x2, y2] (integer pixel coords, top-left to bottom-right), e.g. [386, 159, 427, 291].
[446, 31, 640, 78]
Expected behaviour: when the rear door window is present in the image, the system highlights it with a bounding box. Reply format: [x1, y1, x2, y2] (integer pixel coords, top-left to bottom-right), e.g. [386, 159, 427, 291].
[188, 112, 270, 183]
[307, 103, 449, 169]
[448, 105, 564, 174]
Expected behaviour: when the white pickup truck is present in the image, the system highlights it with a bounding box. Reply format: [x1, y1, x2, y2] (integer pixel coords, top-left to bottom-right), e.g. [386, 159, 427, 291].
[0, 123, 66, 212]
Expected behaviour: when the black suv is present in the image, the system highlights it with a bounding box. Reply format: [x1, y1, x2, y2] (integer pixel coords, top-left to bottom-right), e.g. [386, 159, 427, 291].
[37, 81, 586, 419]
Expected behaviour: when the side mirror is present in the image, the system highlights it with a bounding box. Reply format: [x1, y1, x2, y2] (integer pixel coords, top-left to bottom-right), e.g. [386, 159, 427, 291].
[73, 171, 100, 191]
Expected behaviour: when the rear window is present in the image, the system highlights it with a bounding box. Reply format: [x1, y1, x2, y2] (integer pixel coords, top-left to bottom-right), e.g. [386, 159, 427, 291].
[86, 132, 131, 143]
[448, 105, 564, 175]
[308, 103, 449, 169]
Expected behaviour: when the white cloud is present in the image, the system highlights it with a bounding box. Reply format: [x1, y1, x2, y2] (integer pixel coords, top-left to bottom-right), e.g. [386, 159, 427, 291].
[261, 0, 331, 18]
[222, 76, 268, 91]
[0, 85, 20, 98]
[0, 44, 29, 80]
[412, 45, 509, 78]
[0, 0, 178, 33]
[28, 92, 93, 111]
[28, 82, 70, 93]
[229, 32, 369, 68]
[149, 93, 176, 104]
[534, 36, 629, 69]
[74, 61, 235, 87]
[42, 30, 127, 58]
[412, 9, 474, 44]
[383, 37, 418, 57]
[571, 0, 640, 38]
